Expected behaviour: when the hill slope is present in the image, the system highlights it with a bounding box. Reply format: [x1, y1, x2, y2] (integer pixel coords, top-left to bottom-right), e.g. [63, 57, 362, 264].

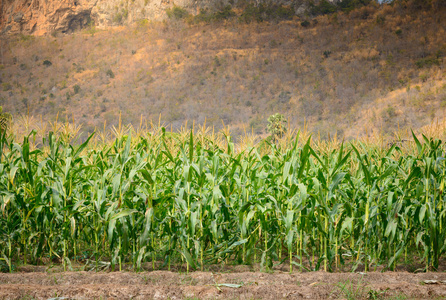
[0, 2, 445, 139]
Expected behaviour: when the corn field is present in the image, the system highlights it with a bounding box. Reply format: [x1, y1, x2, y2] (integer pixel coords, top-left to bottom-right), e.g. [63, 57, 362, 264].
[0, 126, 445, 273]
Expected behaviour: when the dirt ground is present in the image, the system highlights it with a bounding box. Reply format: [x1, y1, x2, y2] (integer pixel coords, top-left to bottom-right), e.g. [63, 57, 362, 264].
[1, 268, 446, 300]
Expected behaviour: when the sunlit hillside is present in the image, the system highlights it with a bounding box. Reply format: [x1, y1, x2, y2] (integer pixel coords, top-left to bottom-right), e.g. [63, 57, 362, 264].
[0, 1, 445, 139]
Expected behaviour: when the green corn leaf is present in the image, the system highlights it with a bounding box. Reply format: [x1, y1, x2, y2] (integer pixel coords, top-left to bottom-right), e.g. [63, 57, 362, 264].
[387, 191, 394, 209]
[108, 219, 116, 244]
[9, 166, 18, 185]
[419, 204, 427, 223]
[137, 245, 147, 271]
[411, 130, 422, 154]
[387, 246, 404, 269]
[110, 209, 137, 221]
[140, 169, 154, 185]
[179, 248, 196, 269]
[329, 172, 346, 192]
[385, 219, 397, 238]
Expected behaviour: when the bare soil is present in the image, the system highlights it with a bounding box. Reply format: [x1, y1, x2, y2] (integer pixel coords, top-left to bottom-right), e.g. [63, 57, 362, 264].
[1, 268, 446, 300]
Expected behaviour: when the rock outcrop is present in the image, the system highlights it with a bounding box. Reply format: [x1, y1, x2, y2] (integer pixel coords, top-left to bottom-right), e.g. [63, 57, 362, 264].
[0, 0, 321, 36]
[1, 0, 95, 35]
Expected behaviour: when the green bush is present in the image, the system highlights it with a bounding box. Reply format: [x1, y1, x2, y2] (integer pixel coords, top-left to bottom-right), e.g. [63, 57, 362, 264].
[214, 5, 236, 20]
[309, 0, 337, 15]
[415, 57, 440, 68]
[301, 20, 310, 27]
[240, 3, 294, 23]
[240, 4, 263, 23]
[337, 0, 372, 12]
[106, 69, 115, 78]
[192, 5, 235, 23]
[73, 84, 81, 94]
[43, 60, 52, 67]
[113, 9, 128, 24]
[309, 0, 372, 16]
[166, 6, 189, 19]
[376, 14, 385, 25]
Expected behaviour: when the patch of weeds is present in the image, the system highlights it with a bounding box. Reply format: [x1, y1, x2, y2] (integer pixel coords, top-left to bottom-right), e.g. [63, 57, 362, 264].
[367, 288, 389, 300]
[43, 60, 52, 67]
[0, 260, 10, 272]
[376, 14, 385, 25]
[2, 83, 12, 91]
[113, 8, 128, 24]
[137, 19, 149, 28]
[18, 34, 34, 42]
[419, 73, 429, 82]
[72, 63, 84, 73]
[269, 39, 278, 48]
[18, 296, 37, 300]
[179, 275, 199, 286]
[59, 80, 67, 89]
[333, 278, 368, 300]
[84, 21, 98, 36]
[383, 105, 396, 120]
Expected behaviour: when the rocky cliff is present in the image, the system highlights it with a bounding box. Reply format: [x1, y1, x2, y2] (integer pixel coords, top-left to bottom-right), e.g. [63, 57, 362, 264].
[1, 0, 315, 35]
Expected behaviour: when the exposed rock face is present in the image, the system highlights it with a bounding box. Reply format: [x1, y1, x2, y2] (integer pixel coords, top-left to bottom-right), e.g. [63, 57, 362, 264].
[0, 0, 331, 35]
[1, 0, 96, 35]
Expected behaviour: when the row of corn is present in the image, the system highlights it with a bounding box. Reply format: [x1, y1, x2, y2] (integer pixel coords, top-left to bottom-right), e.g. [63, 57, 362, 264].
[0, 128, 445, 272]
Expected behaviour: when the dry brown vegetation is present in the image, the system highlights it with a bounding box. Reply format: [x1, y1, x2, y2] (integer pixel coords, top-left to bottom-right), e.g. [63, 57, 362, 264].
[0, 2, 445, 140]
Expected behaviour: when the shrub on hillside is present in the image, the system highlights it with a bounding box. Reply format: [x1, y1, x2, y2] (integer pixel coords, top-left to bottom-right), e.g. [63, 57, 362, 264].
[415, 57, 440, 68]
[240, 3, 294, 23]
[191, 5, 235, 23]
[309, 0, 337, 15]
[309, 0, 373, 16]
[2, 83, 12, 91]
[73, 84, 81, 94]
[106, 69, 115, 78]
[166, 6, 189, 19]
[43, 60, 52, 67]
[301, 20, 310, 27]
[214, 5, 236, 20]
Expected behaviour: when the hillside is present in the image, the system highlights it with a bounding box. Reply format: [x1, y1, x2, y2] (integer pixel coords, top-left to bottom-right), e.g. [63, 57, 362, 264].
[0, 1, 445, 140]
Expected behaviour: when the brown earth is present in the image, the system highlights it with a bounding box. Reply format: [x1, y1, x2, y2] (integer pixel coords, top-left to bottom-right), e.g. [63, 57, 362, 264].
[1, 269, 446, 300]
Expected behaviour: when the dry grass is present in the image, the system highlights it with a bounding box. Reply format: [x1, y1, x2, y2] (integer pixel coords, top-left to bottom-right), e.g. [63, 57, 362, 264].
[0, 3, 445, 140]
